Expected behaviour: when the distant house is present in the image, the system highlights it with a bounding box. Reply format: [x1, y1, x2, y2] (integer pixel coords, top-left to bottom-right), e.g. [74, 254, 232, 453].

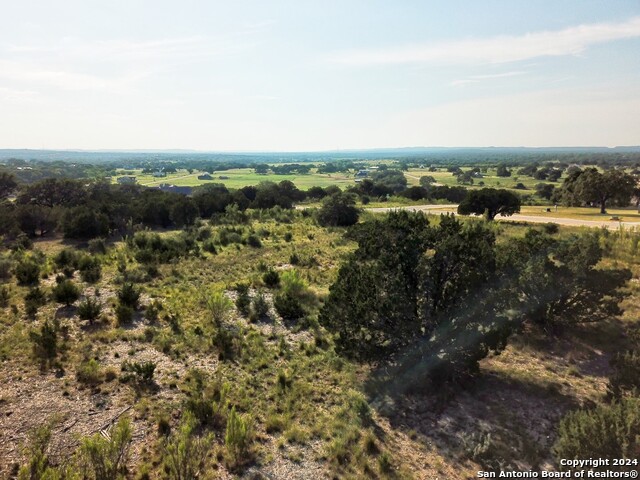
[355, 170, 369, 178]
[153, 171, 166, 178]
[472, 172, 484, 178]
[117, 176, 137, 185]
[157, 184, 193, 196]
[197, 173, 213, 180]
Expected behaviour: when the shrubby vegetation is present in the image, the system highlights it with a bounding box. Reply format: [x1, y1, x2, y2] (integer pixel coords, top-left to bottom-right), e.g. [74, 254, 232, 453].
[3, 154, 640, 478]
[321, 211, 629, 389]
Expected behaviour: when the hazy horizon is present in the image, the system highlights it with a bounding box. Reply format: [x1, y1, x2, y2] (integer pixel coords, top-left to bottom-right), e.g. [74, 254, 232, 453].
[1, 1, 639, 150]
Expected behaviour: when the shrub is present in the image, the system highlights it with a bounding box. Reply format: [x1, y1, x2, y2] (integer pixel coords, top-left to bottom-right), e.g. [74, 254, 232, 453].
[17, 420, 62, 479]
[274, 291, 305, 321]
[121, 360, 156, 384]
[29, 320, 57, 360]
[117, 283, 140, 309]
[202, 240, 217, 254]
[52, 279, 80, 306]
[116, 305, 134, 326]
[205, 290, 232, 327]
[234, 284, 251, 317]
[317, 192, 360, 227]
[24, 287, 47, 318]
[163, 411, 214, 480]
[246, 234, 262, 248]
[0, 258, 13, 281]
[284, 232, 293, 242]
[250, 292, 270, 321]
[78, 297, 102, 324]
[0, 285, 9, 308]
[76, 358, 103, 386]
[15, 259, 40, 286]
[78, 255, 102, 283]
[225, 406, 253, 468]
[262, 268, 280, 288]
[144, 300, 162, 323]
[88, 238, 107, 254]
[54, 249, 79, 270]
[608, 350, 640, 398]
[553, 397, 640, 467]
[77, 416, 132, 480]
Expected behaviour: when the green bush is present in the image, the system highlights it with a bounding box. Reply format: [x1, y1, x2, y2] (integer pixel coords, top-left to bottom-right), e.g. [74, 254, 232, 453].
[18, 420, 64, 479]
[24, 287, 47, 318]
[246, 234, 262, 248]
[0, 285, 9, 308]
[225, 406, 253, 468]
[29, 320, 57, 360]
[202, 240, 217, 254]
[121, 360, 156, 384]
[274, 291, 305, 321]
[76, 358, 103, 386]
[250, 292, 269, 321]
[163, 411, 214, 480]
[553, 397, 640, 469]
[116, 305, 134, 325]
[77, 416, 132, 480]
[54, 249, 79, 270]
[205, 290, 232, 327]
[608, 350, 640, 398]
[0, 258, 13, 281]
[16, 259, 40, 286]
[88, 238, 107, 254]
[262, 268, 280, 288]
[78, 297, 102, 324]
[52, 279, 80, 306]
[234, 284, 251, 317]
[117, 283, 140, 309]
[78, 255, 102, 283]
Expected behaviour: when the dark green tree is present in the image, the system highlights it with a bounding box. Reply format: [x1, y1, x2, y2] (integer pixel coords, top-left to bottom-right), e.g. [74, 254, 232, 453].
[571, 168, 636, 214]
[316, 192, 360, 227]
[457, 188, 521, 220]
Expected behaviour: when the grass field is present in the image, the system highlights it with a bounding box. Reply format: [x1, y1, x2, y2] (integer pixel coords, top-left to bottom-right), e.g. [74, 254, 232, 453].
[116, 168, 358, 189]
[405, 167, 564, 193]
[117, 166, 563, 193]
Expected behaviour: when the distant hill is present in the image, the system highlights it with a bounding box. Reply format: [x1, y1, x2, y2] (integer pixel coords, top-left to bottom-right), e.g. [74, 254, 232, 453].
[1, 146, 639, 165]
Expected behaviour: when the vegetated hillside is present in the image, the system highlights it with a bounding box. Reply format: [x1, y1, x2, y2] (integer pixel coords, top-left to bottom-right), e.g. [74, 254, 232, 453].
[1, 187, 640, 478]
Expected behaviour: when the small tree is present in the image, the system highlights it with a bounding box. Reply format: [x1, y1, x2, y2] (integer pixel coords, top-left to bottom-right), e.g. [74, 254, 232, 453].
[30, 320, 57, 361]
[78, 297, 102, 324]
[496, 164, 511, 177]
[52, 279, 80, 306]
[457, 188, 521, 220]
[317, 192, 360, 227]
[16, 259, 40, 286]
[205, 290, 232, 327]
[117, 283, 140, 309]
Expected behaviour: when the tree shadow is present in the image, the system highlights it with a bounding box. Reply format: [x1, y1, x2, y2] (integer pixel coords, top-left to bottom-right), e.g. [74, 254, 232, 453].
[366, 368, 583, 472]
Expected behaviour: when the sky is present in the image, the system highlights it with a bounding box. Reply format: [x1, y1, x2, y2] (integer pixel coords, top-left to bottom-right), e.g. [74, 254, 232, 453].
[0, 1, 639, 151]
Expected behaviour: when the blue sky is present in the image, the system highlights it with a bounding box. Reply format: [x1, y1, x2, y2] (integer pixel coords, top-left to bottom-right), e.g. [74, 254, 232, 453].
[0, 1, 639, 150]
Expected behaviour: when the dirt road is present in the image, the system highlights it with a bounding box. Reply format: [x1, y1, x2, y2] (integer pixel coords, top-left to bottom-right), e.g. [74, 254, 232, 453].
[365, 204, 640, 230]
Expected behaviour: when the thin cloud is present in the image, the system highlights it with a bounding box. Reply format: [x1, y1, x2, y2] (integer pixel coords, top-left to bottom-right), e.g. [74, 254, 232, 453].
[451, 70, 526, 86]
[0, 59, 147, 91]
[327, 16, 640, 66]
